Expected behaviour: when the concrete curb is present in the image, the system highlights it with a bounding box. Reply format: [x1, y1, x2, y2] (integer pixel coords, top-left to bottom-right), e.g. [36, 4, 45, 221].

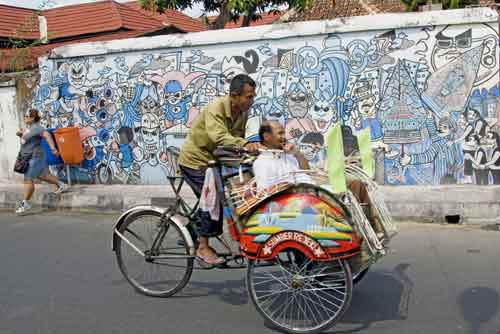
[1, 183, 499, 224]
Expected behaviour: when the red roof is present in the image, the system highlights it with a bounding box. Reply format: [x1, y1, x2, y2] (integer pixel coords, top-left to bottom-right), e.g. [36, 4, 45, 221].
[0, 0, 208, 72]
[0, 4, 39, 40]
[124, 1, 206, 33]
[42, 0, 165, 40]
[207, 11, 283, 29]
[0, 29, 145, 72]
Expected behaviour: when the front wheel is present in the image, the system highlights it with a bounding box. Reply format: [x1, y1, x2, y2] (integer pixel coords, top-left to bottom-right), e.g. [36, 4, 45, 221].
[247, 250, 353, 334]
[115, 210, 194, 297]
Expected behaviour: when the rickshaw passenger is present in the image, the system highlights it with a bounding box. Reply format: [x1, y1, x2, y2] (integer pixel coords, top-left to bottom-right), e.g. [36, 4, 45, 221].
[178, 74, 261, 266]
[253, 121, 384, 236]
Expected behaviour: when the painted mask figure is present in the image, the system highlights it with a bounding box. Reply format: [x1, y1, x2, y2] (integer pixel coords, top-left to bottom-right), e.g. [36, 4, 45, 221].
[139, 113, 161, 154]
[299, 132, 324, 163]
[431, 25, 498, 85]
[67, 60, 89, 88]
[163, 80, 191, 122]
[287, 81, 312, 118]
[140, 96, 161, 116]
[309, 89, 336, 134]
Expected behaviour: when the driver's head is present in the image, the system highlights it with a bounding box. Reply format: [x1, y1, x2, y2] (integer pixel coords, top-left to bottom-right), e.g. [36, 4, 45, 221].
[229, 74, 256, 114]
[259, 120, 286, 150]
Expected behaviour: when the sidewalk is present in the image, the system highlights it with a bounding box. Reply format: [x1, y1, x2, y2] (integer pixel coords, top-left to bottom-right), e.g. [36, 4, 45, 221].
[1, 183, 499, 224]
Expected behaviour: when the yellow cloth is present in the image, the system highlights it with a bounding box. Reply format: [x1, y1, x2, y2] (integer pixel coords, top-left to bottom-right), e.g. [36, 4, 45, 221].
[178, 96, 248, 170]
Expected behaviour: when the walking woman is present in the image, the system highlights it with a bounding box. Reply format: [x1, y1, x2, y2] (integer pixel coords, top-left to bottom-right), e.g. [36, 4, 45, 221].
[15, 109, 67, 214]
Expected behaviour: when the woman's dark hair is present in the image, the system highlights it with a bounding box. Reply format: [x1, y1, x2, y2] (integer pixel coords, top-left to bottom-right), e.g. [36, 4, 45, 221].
[229, 74, 256, 95]
[26, 108, 40, 122]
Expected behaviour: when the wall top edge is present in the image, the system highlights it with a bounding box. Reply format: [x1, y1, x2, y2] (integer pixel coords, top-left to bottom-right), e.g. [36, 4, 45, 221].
[47, 7, 498, 60]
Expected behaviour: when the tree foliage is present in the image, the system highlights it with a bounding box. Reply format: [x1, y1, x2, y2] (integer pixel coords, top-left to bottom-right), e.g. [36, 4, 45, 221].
[138, 0, 311, 29]
[400, 0, 480, 11]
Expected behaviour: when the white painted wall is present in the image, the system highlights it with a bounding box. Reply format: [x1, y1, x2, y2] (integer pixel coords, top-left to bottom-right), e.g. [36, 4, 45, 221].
[0, 84, 21, 182]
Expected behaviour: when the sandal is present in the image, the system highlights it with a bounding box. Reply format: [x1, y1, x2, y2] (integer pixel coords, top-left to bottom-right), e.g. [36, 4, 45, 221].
[196, 249, 226, 266]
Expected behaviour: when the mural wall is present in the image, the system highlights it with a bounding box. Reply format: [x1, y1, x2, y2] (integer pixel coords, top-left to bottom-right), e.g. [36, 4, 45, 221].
[0, 84, 21, 182]
[31, 18, 500, 186]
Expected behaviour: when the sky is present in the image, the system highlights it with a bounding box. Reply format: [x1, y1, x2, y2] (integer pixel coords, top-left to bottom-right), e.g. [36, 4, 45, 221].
[0, 0, 205, 17]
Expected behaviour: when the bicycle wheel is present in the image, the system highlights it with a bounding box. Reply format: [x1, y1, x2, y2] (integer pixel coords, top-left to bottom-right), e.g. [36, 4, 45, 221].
[115, 210, 194, 297]
[247, 250, 353, 334]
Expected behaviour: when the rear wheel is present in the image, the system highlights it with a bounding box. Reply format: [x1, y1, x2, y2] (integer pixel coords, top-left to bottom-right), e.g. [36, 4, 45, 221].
[115, 210, 194, 297]
[247, 250, 353, 334]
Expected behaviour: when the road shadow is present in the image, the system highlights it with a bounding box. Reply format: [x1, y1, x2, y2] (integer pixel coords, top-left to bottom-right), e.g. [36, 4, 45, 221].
[327, 263, 414, 333]
[177, 278, 249, 305]
[458, 286, 499, 334]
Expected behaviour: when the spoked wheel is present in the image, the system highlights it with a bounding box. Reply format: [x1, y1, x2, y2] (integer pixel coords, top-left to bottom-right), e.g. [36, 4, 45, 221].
[115, 210, 194, 297]
[247, 250, 353, 334]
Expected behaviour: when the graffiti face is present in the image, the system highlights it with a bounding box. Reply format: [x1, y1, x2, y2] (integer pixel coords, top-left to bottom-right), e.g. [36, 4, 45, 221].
[59, 112, 73, 128]
[431, 25, 498, 85]
[139, 113, 160, 154]
[140, 96, 160, 116]
[162, 80, 192, 122]
[68, 60, 89, 88]
[300, 143, 320, 161]
[83, 137, 96, 160]
[466, 108, 480, 122]
[357, 96, 377, 118]
[437, 118, 452, 138]
[287, 91, 310, 118]
[310, 99, 335, 134]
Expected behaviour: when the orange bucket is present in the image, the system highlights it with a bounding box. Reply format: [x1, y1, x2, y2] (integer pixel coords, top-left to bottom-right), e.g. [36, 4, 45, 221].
[54, 127, 84, 164]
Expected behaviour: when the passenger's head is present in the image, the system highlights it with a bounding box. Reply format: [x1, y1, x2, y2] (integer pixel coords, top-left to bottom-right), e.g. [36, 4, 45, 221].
[229, 74, 256, 114]
[24, 108, 40, 125]
[259, 120, 286, 150]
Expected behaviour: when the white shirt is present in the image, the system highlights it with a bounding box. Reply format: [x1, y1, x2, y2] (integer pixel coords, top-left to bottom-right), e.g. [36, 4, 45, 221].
[253, 150, 312, 192]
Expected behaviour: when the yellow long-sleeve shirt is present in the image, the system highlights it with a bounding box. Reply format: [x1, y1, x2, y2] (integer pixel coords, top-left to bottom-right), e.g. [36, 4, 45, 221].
[178, 96, 248, 170]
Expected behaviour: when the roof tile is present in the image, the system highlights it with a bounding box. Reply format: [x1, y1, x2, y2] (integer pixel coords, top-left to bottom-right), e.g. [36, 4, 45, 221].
[0, 4, 40, 40]
[124, 1, 206, 32]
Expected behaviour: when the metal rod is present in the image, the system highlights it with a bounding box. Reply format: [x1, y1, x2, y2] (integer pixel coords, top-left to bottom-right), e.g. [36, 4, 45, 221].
[114, 228, 145, 256]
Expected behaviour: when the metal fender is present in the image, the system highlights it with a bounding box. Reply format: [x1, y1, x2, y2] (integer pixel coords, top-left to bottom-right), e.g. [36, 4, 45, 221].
[111, 205, 195, 254]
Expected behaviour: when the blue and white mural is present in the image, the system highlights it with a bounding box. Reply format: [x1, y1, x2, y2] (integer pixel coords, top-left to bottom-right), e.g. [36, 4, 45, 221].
[31, 21, 500, 185]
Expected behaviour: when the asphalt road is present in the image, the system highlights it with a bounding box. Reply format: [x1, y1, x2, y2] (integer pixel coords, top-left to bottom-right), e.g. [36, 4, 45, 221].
[0, 211, 499, 334]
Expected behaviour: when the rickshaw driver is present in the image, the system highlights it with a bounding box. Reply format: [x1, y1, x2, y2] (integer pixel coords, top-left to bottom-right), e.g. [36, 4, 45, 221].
[178, 74, 262, 266]
[253, 120, 385, 240]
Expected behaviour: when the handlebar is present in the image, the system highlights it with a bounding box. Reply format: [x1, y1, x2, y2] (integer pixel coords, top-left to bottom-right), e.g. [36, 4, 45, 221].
[213, 146, 258, 158]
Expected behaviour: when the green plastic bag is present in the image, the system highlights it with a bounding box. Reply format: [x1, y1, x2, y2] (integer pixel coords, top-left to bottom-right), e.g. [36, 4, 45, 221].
[325, 123, 347, 194]
[357, 128, 375, 178]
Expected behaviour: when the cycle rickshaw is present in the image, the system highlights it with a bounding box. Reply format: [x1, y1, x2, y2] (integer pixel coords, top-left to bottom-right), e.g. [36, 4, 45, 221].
[112, 130, 397, 334]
